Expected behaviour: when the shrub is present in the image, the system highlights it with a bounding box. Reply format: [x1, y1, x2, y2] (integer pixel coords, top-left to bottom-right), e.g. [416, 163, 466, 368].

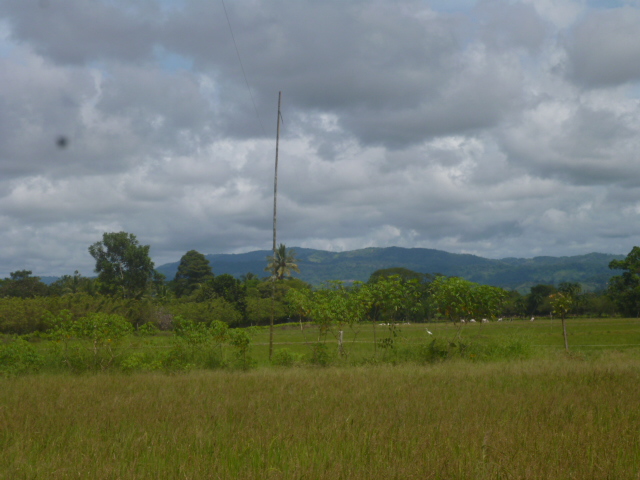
[271, 348, 301, 367]
[167, 298, 243, 326]
[50, 312, 133, 371]
[120, 352, 163, 373]
[308, 342, 332, 366]
[0, 337, 44, 376]
[228, 328, 255, 370]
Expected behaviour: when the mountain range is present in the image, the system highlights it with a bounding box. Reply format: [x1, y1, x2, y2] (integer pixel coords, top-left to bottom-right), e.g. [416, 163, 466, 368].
[156, 247, 625, 293]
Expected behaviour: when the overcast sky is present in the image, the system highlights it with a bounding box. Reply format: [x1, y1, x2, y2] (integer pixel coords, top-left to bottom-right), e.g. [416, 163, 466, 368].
[1, 0, 640, 278]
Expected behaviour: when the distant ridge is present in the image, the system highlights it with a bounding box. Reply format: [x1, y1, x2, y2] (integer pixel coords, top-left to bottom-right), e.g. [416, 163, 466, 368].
[156, 247, 624, 292]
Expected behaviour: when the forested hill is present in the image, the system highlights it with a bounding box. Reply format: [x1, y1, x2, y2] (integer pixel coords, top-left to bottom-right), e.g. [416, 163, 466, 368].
[156, 247, 624, 292]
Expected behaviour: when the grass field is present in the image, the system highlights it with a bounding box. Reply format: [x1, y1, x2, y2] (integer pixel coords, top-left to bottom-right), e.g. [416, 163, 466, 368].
[1, 318, 640, 479]
[254, 317, 640, 361]
[98, 316, 640, 368]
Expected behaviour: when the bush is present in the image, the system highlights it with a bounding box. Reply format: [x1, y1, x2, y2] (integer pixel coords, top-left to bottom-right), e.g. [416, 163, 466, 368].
[0, 298, 52, 334]
[228, 328, 255, 370]
[0, 337, 44, 376]
[120, 352, 163, 373]
[167, 318, 230, 370]
[271, 348, 301, 367]
[414, 338, 460, 363]
[167, 299, 243, 327]
[308, 342, 332, 367]
[50, 312, 133, 371]
[161, 344, 197, 372]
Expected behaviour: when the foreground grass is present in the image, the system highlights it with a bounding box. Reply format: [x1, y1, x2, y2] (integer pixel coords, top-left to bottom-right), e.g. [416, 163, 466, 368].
[2, 354, 640, 479]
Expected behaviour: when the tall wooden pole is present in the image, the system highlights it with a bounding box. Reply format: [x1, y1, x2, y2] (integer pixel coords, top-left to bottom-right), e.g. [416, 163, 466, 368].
[273, 91, 281, 253]
[269, 91, 282, 360]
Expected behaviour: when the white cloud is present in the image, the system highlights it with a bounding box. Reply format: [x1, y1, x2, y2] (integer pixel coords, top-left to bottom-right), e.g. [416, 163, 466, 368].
[0, 0, 639, 278]
[564, 6, 640, 87]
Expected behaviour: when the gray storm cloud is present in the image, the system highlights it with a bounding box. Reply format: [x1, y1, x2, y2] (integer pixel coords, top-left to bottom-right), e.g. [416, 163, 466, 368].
[0, 0, 639, 277]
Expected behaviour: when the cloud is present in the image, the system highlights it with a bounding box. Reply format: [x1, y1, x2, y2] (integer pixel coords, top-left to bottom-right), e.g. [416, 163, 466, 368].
[475, 0, 550, 55]
[0, 0, 640, 278]
[0, 0, 162, 64]
[564, 6, 640, 87]
[499, 96, 640, 186]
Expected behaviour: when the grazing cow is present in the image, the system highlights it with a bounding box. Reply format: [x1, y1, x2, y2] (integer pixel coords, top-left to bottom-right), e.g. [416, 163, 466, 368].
[469, 319, 476, 323]
[481, 318, 488, 323]
[530, 316, 535, 321]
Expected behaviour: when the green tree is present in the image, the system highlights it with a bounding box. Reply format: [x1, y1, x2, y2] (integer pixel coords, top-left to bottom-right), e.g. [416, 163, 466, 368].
[558, 282, 582, 298]
[367, 267, 427, 284]
[286, 284, 314, 329]
[168, 298, 243, 327]
[549, 292, 573, 352]
[247, 296, 281, 325]
[0, 270, 49, 298]
[502, 290, 525, 318]
[265, 244, 300, 280]
[49, 271, 95, 296]
[150, 270, 169, 299]
[364, 275, 422, 353]
[240, 272, 261, 293]
[369, 268, 434, 322]
[192, 274, 247, 320]
[578, 291, 616, 317]
[429, 276, 507, 323]
[608, 247, 640, 317]
[526, 284, 556, 316]
[307, 282, 354, 350]
[88, 232, 155, 299]
[429, 276, 476, 323]
[173, 250, 213, 297]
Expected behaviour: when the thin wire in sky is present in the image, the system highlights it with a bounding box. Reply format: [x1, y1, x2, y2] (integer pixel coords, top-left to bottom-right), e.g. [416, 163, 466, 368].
[220, 0, 267, 136]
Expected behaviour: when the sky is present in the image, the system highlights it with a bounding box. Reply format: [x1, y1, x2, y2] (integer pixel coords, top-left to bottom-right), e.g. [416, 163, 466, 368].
[1, 0, 640, 278]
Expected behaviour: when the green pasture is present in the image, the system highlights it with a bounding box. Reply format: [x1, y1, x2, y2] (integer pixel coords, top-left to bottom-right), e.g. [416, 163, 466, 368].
[250, 317, 640, 365]
[2, 317, 639, 374]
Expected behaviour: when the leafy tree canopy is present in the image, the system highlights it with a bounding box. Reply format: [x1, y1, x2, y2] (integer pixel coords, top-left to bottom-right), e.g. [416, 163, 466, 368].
[558, 282, 582, 298]
[49, 271, 95, 296]
[266, 244, 300, 280]
[209, 274, 247, 316]
[0, 270, 49, 298]
[88, 232, 155, 299]
[367, 267, 430, 284]
[429, 276, 507, 322]
[608, 246, 640, 317]
[173, 250, 213, 297]
[526, 284, 557, 315]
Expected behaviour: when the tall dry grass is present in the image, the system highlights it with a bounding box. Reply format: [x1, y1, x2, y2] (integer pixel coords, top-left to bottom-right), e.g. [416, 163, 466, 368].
[2, 353, 640, 479]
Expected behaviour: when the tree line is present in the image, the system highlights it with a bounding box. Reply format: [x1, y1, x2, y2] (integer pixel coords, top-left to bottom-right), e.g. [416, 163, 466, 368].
[0, 232, 639, 335]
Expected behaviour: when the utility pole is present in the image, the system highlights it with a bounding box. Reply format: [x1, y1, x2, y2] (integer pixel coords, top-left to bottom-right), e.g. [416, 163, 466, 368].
[269, 91, 282, 360]
[273, 91, 281, 253]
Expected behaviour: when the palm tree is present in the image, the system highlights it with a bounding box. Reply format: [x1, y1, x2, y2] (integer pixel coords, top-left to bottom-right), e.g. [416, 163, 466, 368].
[265, 243, 300, 280]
